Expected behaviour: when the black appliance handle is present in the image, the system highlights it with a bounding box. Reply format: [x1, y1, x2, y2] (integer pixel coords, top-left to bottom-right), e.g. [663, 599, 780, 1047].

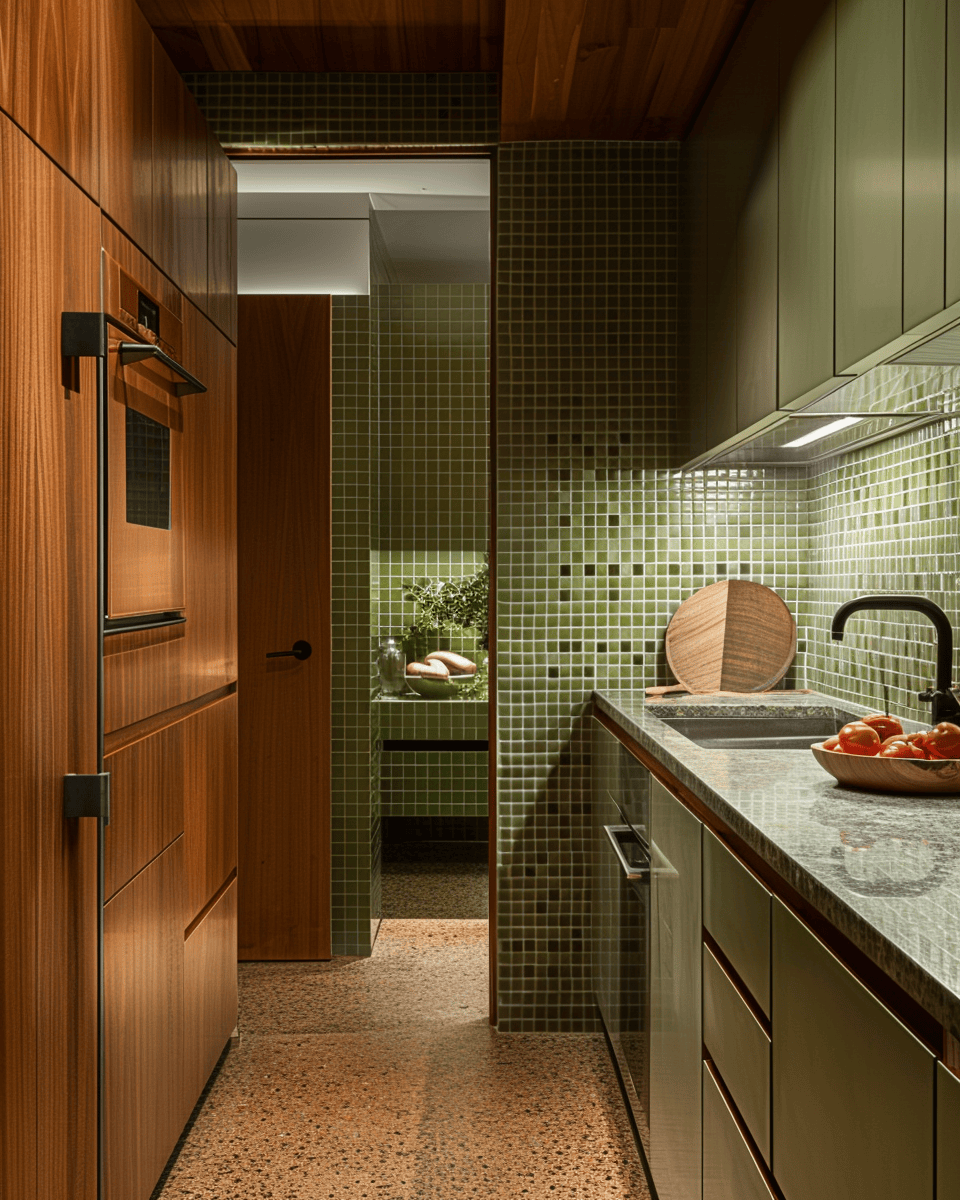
[267, 640, 313, 661]
[604, 824, 650, 882]
[118, 342, 207, 396]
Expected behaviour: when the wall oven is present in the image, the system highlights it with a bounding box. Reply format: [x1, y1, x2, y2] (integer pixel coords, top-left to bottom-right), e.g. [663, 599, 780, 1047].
[593, 723, 654, 1156]
[102, 254, 205, 635]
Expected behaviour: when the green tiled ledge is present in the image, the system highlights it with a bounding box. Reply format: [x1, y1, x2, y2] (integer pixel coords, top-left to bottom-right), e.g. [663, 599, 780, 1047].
[381, 750, 488, 817]
[375, 697, 489, 740]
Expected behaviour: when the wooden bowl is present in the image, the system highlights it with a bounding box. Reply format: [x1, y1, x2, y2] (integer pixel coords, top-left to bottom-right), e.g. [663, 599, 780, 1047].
[811, 743, 960, 795]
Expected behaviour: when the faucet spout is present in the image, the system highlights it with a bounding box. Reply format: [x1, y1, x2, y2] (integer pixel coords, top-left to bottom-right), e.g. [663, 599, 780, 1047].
[831, 595, 960, 725]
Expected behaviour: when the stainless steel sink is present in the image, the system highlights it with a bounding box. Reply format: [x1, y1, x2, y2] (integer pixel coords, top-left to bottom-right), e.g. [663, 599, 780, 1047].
[659, 715, 854, 751]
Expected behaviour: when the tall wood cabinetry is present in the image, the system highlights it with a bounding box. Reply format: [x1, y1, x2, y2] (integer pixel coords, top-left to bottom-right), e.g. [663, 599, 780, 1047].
[0, 1, 239, 1198]
[681, 0, 960, 463]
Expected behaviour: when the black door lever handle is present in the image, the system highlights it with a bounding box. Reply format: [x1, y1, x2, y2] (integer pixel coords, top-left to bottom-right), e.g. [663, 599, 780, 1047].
[266, 640, 312, 661]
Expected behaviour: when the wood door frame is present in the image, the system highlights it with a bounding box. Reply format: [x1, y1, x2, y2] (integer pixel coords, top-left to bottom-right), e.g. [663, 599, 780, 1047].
[231, 147, 497, 1020]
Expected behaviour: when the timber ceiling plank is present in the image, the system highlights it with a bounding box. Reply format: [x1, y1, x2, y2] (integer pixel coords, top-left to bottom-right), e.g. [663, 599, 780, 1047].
[137, 0, 504, 72]
[500, 0, 752, 141]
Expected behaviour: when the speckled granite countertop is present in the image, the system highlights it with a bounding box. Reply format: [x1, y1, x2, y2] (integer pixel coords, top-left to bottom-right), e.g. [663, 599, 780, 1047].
[593, 689, 960, 1041]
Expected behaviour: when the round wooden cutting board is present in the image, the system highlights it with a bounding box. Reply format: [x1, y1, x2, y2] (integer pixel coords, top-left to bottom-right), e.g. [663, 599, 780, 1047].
[664, 580, 797, 694]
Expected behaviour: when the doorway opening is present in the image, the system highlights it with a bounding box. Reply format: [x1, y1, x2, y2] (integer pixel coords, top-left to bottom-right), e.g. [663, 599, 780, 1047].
[234, 154, 495, 1006]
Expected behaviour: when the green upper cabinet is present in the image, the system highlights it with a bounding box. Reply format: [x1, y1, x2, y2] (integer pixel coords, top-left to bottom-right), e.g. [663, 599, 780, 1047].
[946, 0, 960, 306]
[778, 0, 835, 407]
[734, 0, 779, 431]
[904, 0, 946, 329]
[835, 0, 903, 373]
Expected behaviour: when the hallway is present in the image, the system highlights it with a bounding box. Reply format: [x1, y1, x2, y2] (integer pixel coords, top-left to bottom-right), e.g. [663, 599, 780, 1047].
[154, 922, 649, 1198]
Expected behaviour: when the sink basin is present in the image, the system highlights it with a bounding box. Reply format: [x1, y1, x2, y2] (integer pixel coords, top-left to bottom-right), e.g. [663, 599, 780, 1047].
[660, 715, 854, 751]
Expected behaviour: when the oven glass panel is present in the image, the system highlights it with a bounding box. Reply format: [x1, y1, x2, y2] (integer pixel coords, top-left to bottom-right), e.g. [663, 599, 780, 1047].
[125, 407, 171, 530]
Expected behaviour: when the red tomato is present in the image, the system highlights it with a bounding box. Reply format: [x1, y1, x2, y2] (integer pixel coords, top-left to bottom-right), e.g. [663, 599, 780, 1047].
[925, 722, 960, 760]
[838, 722, 881, 757]
[822, 735, 841, 752]
[878, 739, 926, 760]
[860, 714, 903, 741]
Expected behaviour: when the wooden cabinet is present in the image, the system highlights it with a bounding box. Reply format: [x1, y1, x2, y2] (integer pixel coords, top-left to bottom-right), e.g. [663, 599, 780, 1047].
[649, 779, 702, 1200]
[0, 0, 100, 197]
[772, 898, 935, 1200]
[0, 111, 101, 1200]
[153, 43, 208, 312]
[100, 0, 154, 257]
[835, 0, 904, 372]
[104, 839, 188, 1200]
[183, 880, 238, 1107]
[904, 0, 946, 329]
[182, 694, 238, 923]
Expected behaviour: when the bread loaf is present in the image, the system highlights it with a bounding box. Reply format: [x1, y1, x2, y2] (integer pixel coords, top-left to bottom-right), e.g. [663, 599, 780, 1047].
[406, 660, 450, 680]
[424, 651, 476, 676]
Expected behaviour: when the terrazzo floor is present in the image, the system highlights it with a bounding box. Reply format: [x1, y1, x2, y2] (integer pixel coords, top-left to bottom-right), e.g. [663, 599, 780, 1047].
[380, 860, 488, 919]
[155, 921, 650, 1199]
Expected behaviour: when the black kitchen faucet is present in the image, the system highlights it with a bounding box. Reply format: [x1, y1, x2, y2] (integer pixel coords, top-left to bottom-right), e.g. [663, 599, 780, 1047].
[831, 595, 960, 726]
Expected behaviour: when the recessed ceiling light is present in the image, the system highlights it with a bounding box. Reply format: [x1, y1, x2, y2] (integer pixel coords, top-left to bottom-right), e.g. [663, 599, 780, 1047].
[783, 416, 863, 448]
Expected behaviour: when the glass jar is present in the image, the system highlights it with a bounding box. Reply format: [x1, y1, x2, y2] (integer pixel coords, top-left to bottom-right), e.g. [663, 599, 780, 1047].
[377, 637, 407, 696]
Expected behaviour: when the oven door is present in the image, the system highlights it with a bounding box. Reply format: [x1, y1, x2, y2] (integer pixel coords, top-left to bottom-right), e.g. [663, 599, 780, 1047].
[105, 329, 185, 623]
[599, 822, 652, 1155]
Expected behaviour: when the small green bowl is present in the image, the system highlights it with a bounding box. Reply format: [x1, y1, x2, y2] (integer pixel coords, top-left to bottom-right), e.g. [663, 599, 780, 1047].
[405, 674, 473, 699]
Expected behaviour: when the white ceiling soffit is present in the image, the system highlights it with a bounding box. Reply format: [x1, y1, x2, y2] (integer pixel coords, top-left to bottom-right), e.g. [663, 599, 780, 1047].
[233, 158, 490, 196]
[238, 192, 370, 218]
[238, 219, 370, 295]
[374, 210, 490, 284]
[370, 193, 489, 211]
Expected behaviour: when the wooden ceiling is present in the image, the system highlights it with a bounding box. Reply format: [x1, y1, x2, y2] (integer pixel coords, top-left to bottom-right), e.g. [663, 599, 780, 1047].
[137, 0, 752, 140]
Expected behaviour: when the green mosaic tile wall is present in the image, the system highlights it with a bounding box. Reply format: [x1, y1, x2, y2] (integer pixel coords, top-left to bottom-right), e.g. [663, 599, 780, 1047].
[373, 283, 489, 647]
[798, 368, 960, 722]
[495, 141, 681, 1031]
[381, 751, 489, 817]
[331, 297, 377, 955]
[183, 72, 499, 148]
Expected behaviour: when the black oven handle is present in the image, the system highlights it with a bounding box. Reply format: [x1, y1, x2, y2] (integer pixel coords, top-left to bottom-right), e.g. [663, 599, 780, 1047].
[118, 342, 207, 397]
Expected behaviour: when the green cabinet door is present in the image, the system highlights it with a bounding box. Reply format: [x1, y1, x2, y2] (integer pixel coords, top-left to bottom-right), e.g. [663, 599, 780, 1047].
[772, 899, 935, 1200]
[679, 133, 709, 462]
[778, 0, 835, 407]
[835, 0, 903, 372]
[904, 0, 946, 330]
[735, 0, 779, 432]
[947, 0, 960, 306]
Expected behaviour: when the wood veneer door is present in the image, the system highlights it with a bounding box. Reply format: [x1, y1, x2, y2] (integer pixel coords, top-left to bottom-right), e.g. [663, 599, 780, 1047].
[237, 296, 332, 961]
[0, 111, 99, 1200]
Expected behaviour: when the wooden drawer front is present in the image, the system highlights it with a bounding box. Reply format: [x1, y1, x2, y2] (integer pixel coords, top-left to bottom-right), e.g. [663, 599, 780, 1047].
[105, 721, 185, 901]
[703, 943, 771, 1164]
[703, 826, 771, 1016]
[703, 1062, 776, 1200]
[183, 879, 238, 1109]
[939, 1062, 960, 1199]
[104, 839, 186, 1200]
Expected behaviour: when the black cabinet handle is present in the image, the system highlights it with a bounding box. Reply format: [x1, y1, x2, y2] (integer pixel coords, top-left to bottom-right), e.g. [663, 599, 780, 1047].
[118, 341, 207, 396]
[266, 640, 312, 661]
